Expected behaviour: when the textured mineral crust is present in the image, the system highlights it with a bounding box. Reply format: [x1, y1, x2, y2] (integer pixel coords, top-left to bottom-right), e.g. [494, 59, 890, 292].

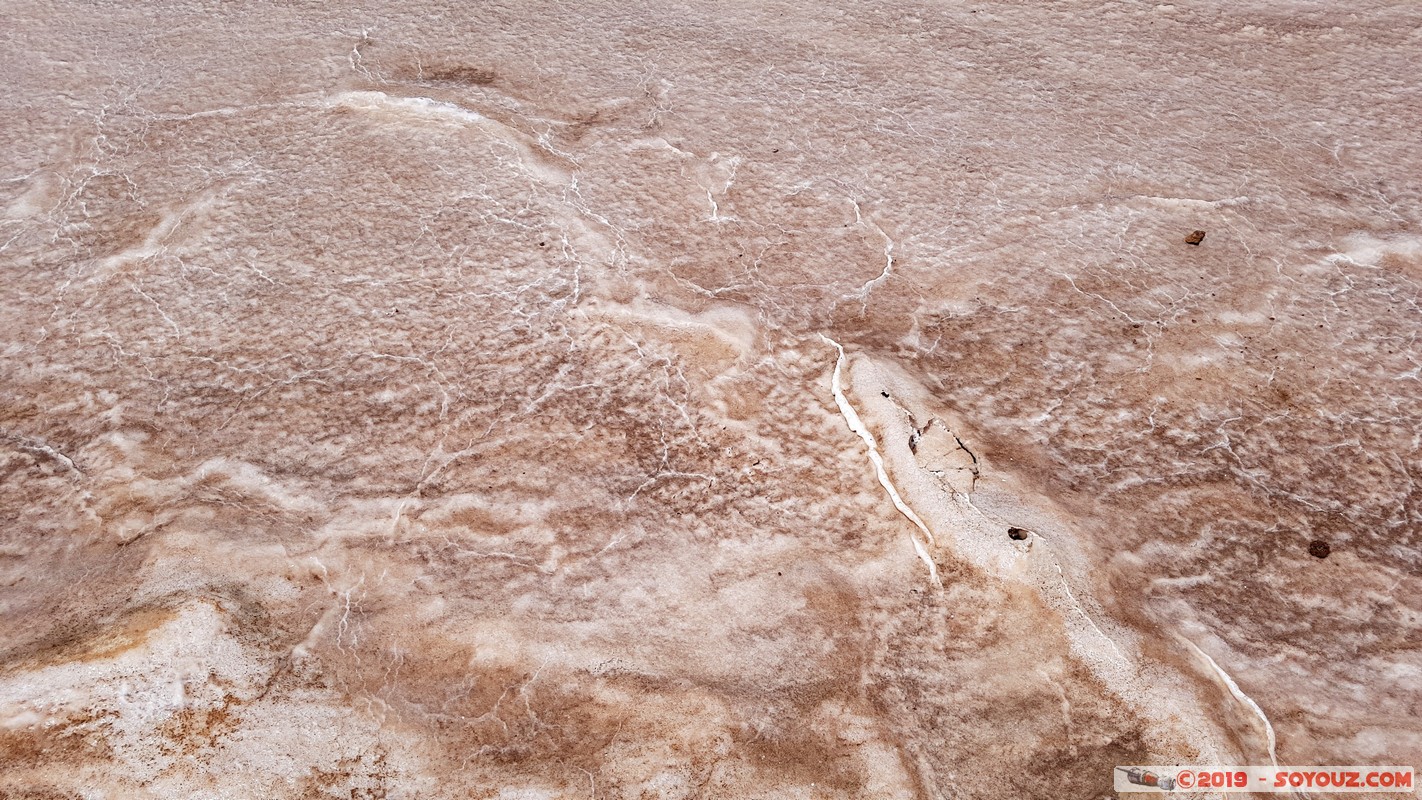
[2, 1, 1420, 798]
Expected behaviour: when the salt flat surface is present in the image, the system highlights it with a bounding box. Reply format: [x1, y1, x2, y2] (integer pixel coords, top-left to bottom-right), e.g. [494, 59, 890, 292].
[1, 1, 1420, 797]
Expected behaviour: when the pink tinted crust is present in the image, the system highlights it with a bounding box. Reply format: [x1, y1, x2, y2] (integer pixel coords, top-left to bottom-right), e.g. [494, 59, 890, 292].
[1, 1, 1420, 796]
